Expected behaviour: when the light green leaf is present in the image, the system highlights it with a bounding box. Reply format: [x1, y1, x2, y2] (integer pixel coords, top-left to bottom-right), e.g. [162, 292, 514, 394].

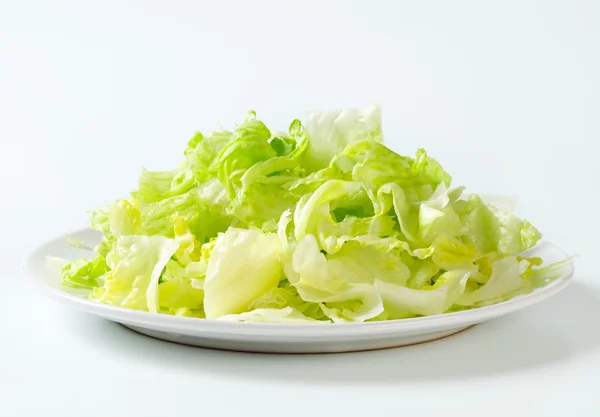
[218, 307, 322, 323]
[458, 194, 542, 254]
[302, 104, 382, 172]
[212, 113, 276, 199]
[109, 200, 141, 236]
[288, 235, 389, 322]
[248, 279, 328, 321]
[293, 179, 362, 242]
[226, 119, 309, 229]
[89, 205, 111, 233]
[133, 130, 233, 204]
[61, 256, 109, 290]
[91, 235, 178, 312]
[456, 256, 523, 306]
[139, 190, 230, 242]
[375, 268, 475, 318]
[204, 228, 282, 318]
[157, 259, 205, 316]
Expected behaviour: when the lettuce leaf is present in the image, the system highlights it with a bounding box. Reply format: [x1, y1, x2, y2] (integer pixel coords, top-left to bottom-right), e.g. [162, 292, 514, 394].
[376, 268, 475, 318]
[226, 119, 310, 229]
[91, 235, 179, 312]
[218, 307, 322, 323]
[457, 194, 541, 255]
[203, 228, 282, 318]
[302, 104, 382, 173]
[287, 235, 388, 322]
[61, 256, 109, 289]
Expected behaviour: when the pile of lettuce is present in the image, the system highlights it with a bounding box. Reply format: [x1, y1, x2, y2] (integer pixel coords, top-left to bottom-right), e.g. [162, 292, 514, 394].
[58, 105, 553, 323]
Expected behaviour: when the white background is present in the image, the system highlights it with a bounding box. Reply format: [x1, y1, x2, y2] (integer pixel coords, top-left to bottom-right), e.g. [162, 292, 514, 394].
[1, 1, 598, 416]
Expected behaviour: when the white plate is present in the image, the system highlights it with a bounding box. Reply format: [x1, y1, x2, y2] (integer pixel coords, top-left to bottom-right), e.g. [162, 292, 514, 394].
[24, 228, 574, 353]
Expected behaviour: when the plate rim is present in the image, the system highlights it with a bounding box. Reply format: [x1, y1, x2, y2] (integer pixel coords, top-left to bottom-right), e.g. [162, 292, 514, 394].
[23, 228, 575, 338]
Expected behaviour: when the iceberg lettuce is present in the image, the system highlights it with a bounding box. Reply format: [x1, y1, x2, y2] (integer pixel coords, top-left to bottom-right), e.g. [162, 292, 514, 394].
[56, 104, 554, 323]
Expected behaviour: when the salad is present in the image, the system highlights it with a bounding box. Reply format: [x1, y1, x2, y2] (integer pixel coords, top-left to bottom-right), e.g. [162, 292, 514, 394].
[56, 105, 557, 323]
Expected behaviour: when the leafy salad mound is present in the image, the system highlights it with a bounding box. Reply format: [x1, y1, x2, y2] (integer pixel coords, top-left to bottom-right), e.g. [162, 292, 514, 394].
[57, 105, 554, 323]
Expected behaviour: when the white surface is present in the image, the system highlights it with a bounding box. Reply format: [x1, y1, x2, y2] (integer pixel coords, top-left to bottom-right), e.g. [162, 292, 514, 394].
[25, 228, 574, 353]
[1, 0, 598, 415]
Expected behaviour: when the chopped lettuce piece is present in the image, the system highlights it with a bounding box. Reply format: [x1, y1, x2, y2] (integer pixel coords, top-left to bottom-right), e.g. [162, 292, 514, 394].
[302, 104, 382, 173]
[219, 307, 322, 323]
[91, 235, 178, 312]
[376, 268, 475, 318]
[458, 194, 542, 255]
[62, 256, 109, 289]
[456, 256, 523, 306]
[204, 228, 282, 318]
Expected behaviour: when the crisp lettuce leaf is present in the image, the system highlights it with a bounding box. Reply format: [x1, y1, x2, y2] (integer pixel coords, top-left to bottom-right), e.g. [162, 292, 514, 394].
[218, 307, 322, 323]
[89, 205, 111, 233]
[139, 190, 230, 242]
[186, 131, 234, 183]
[431, 236, 481, 270]
[403, 256, 440, 289]
[134, 130, 233, 204]
[458, 194, 542, 254]
[134, 167, 196, 204]
[157, 259, 205, 317]
[337, 141, 450, 209]
[376, 268, 475, 318]
[248, 279, 328, 321]
[523, 257, 573, 288]
[456, 256, 523, 306]
[302, 104, 382, 173]
[287, 235, 388, 322]
[226, 119, 309, 229]
[94, 235, 115, 257]
[61, 256, 109, 289]
[294, 179, 363, 242]
[212, 112, 276, 199]
[326, 240, 410, 286]
[203, 228, 282, 318]
[109, 200, 141, 236]
[172, 215, 202, 265]
[91, 235, 178, 312]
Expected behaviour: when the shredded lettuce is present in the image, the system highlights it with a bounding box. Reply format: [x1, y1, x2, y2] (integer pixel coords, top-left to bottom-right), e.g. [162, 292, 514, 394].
[53, 104, 563, 323]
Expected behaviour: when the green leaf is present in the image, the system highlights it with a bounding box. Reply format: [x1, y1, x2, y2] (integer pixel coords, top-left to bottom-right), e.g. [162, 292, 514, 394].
[225, 119, 310, 228]
[301, 104, 382, 173]
[91, 235, 179, 312]
[157, 259, 205, 316]
[458, 194, 542, 254]
[248, 280, 328, 321]
[375, 268, 475, 318]
[212, 115, 276, 199]
[287, 234, 389, 322]
[133, 130, 233, 204]
[218, 307, 322, 323]
[61, 256, 109, 289]
[139, 190, 230, 242]
[203, 228, 282, 318]
[456, 256, 523, 306]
